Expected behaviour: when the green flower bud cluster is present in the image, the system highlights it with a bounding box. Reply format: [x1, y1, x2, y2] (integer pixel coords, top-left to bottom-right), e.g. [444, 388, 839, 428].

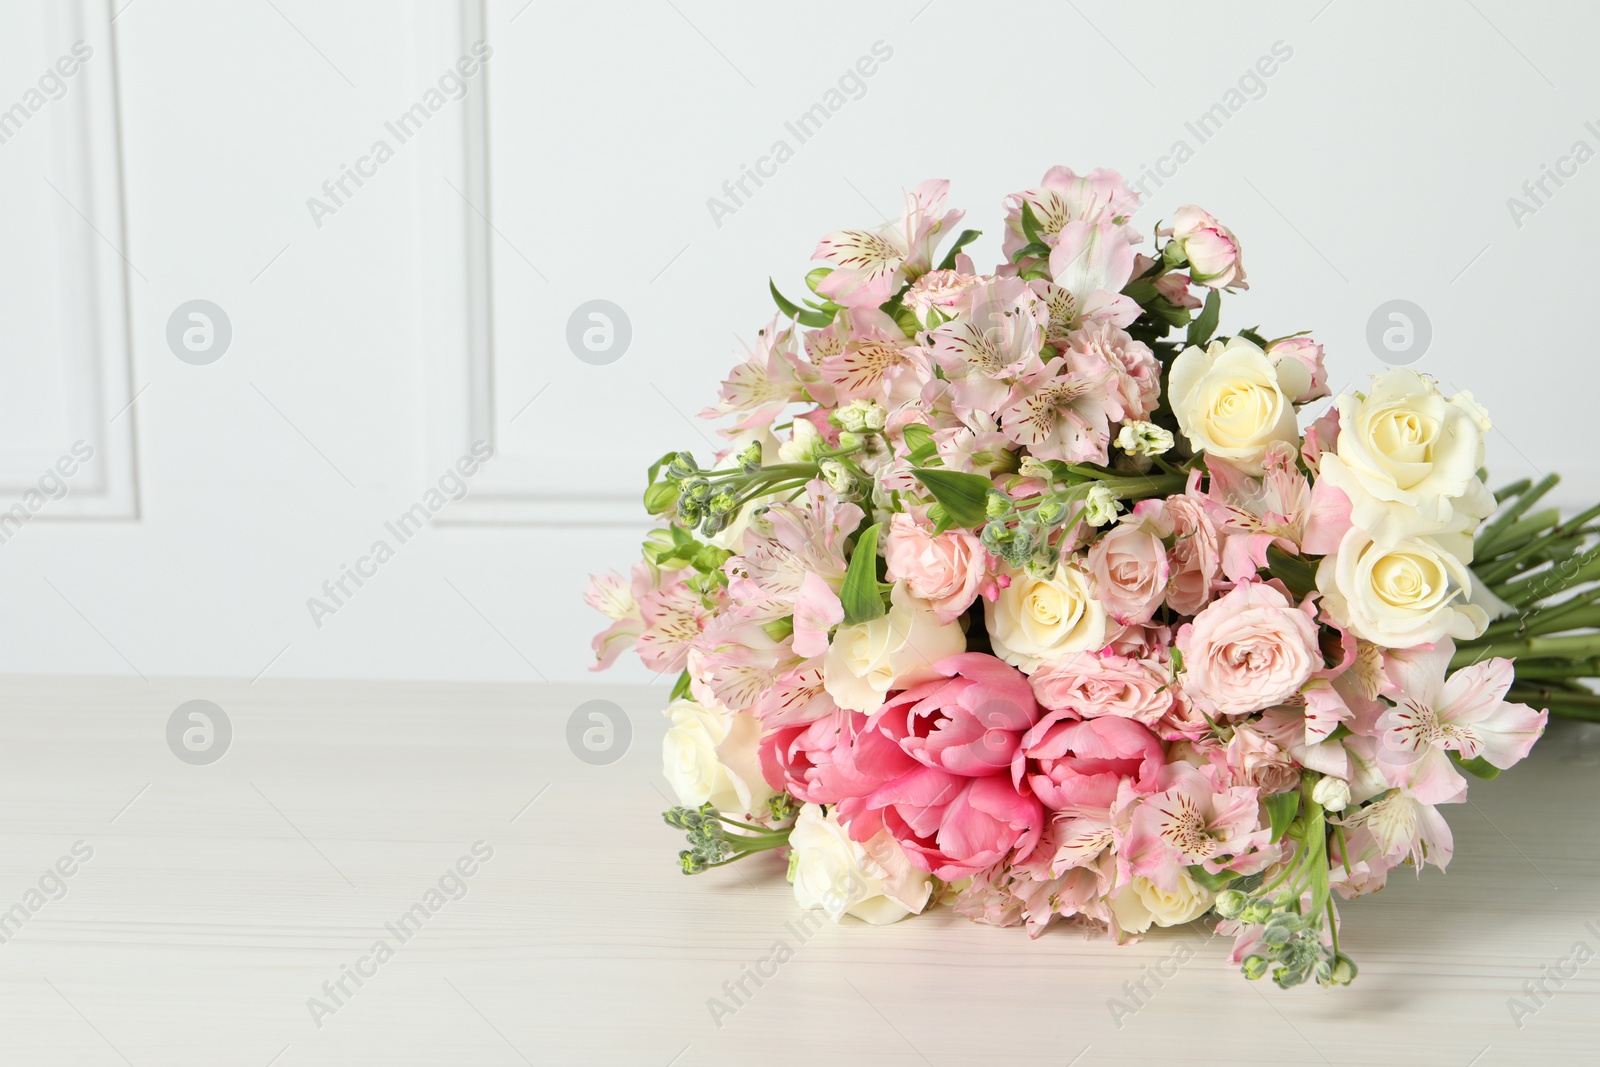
[662, 803, 792, 876]
[980, 488, 1077, 577]
[1226, 889, 1358, 989]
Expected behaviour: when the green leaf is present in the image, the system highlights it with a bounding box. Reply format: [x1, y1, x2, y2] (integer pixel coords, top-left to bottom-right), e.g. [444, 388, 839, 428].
[1186, 289, 1220, 348]
[668, 670, 693, 701]
[1237, 326, 1269, 347]
[911, 468, 993, 528]
[902, 423, 939, 466]
[1020, 200, 1045, 244]
[1264, 790, 1301, 843]
[1012, 241, 1052, 263]
[840, 522, 886, 625]
[1452, 751, 1503, 780]
[646, 450, 679, 486]
[771, 278, 836, 328]
[1265, 544, 1318, 598]
[1186, 865, 1239, 892]
[804, 267, 833, 293]
[937, 228, 982, 271]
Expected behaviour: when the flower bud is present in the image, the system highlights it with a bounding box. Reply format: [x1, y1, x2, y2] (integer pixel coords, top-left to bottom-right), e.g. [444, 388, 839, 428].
[1242, 955, 1270, 980]
[820, 460, 856, 495]
[836, 431, 864, 451]
[1311, 776, 1350, 813]
[736, 441, 763, 474]
[1115, 420, 1175, 457]
[1018, 456, 1055, 481]
[1082, 483, 1119, 527]
[834, 398, 886, 433]
[985, 489, 1015, 520]
[1214, 889, 1248, 919]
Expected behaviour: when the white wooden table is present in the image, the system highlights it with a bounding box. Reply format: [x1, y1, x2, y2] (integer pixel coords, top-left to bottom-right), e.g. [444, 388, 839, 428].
[2, 676, 1597, 1066]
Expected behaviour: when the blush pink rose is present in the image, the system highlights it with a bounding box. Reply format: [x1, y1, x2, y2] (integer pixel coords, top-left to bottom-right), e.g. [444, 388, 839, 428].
[1266, 337, 1330, 404]
[1028, 650, 1173, 726]
[1013, 711, 1164, 813]
[1162, 492, 1221, 616]
[1086, 516, 1169, 625]
[1225, 725, 1301, 795]
[882, 512, 996, 624]
[1177, 580, 1322, 717]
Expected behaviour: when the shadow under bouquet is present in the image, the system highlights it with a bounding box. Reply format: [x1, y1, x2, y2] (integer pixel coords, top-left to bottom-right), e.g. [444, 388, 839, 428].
[587, 167, 1598, 990]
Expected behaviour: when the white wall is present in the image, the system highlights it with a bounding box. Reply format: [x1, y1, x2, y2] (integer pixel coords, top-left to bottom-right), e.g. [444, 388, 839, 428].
[4, 0, 1598, 684]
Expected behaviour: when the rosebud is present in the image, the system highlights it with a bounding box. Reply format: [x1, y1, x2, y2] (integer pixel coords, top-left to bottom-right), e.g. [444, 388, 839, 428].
[1311, 776, 1350, 813]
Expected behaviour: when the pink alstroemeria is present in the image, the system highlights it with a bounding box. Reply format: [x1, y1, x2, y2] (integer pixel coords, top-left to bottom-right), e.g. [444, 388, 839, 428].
[1206, 443, 1352, 583]
[1046, 220, 1139, 331]
[633, 580, 710, 675]
[723, 480, 862, 655]
[1375, 638, 1548, 804]
[699, 318, 807, 429]
[929, 277, 1046, 415]
[1002, 166, 1142, 262]
[999, 349, 1122, 464]
[585, 566, 646, 670]
[1338, 786, 1456, 872]
[813, 179, 963, 308]
[1125, 764, 1269, 886]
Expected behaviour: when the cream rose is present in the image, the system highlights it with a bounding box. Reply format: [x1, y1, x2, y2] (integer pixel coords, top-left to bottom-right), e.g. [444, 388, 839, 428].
[787, 804, 933, 925]
[1316, 528, 1489, 648]
[1168, 337, 1303, 472]
[662, 698, 773, 814]
[1109, 873, 1214, 934]
[985, 560, 1108, 673]
[823, 582, 965, 713]
[1317, 370, 1495, 546]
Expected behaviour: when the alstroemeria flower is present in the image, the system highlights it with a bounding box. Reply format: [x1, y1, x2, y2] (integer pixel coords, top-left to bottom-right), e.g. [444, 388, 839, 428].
[998, 350, 1122, 464]
[1375, 638, 1548, 804]
[813, 179, 963, 307]
[1126, 765, 1270, 886]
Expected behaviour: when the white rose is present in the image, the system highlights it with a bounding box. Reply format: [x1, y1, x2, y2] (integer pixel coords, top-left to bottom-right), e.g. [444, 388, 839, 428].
[823, 582, 965, 713]
[1109, 873, 1214, 934]
[1316, 527, 1489, 648]
[787, 804, 933, 925]
[1317, 370, 1495, 548]
[662, 698, 773, 814]
[985, 560, 1108, 673]
[1168, 337, 1302, 472]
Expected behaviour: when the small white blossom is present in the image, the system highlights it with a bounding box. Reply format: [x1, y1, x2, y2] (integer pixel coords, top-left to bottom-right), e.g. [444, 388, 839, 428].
[1082, 483, 1119, 527]
[1116, 420, 1175, 457]
[778, 419, 826, 463]
[1311, 776, 1350, 813]
[836, 398, 886, 433]
[820, 459, 856, 494]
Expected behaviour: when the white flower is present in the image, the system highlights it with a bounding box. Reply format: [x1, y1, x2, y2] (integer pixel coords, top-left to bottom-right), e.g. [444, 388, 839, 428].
[985, 560, 1108, 673]
[1109, 873, 1214, 934]
[1317, 370, 1495, 547]
[662, 699, 773, 814]
[1311, 776, 1350, 813]
[1116, 420, 1174, 457]
[1082, 484, 1119, 527]
[823, 582, 965, 713]
[787, 804, 933, 925]
[819, 459, 856, 495]
[1168, 337, 1302, 472]
[835, 398, 887, 433]
[778, 419, 825, 464]
[1316, 528, 1489, 648]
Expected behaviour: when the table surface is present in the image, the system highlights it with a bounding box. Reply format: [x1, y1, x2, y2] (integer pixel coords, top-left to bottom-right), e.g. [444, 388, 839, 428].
[2, 675, 1598, 1066]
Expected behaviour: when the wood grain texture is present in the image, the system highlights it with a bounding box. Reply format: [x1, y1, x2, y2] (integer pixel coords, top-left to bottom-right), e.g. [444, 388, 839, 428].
[0, 676, 1597, 1066]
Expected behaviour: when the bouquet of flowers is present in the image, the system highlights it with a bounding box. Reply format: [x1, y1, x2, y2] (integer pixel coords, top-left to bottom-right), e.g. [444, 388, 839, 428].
[587, 166, 1600, 990]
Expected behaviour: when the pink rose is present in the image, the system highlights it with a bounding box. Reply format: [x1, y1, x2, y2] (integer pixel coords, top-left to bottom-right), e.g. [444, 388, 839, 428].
[1067, 322, 1162, 423]
[1225, 725, 1301, 795]
[1086, 515, 1168, 625]
[833, 654, 1045, 880]
[1013, 710, 1164, 813]
[1162, 492, 1221, 616]
[1160, 205, 1246, 290]
[1266, 337, 1330, 404]
[1029, 650, 1173, 726]
[882, 513, 996, 624]
[1177, 581, 1323, 716]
